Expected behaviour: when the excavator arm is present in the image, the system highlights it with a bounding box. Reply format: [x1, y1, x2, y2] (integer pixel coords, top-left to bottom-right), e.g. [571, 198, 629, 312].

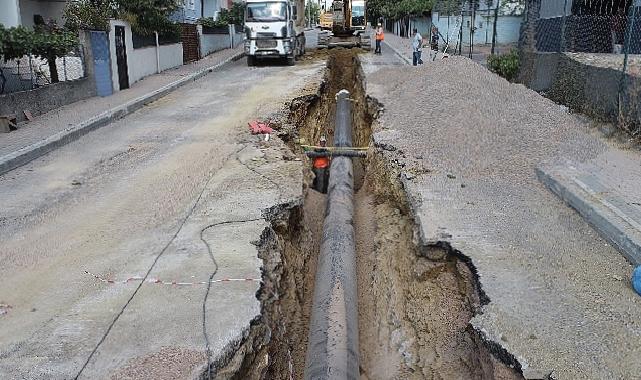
[320, 0, 370, 49]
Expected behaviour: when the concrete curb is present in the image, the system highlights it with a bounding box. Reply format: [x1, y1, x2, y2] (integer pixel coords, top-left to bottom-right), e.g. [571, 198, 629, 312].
[0, 50, 245, 176]
[537, 165, 641, 266]
[383, 41, 411, 66]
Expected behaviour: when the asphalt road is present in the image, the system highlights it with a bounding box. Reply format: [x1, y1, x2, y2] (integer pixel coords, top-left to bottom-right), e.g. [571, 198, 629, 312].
[0, 57, 323, 379]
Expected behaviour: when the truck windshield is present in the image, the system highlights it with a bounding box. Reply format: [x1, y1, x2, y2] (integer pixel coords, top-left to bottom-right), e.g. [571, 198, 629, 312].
[352, 5, 364, 17]
[246, 2, 287, 22]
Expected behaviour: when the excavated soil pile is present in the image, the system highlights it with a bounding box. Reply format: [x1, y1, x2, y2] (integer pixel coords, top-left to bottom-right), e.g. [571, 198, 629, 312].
[364, 54, 641, 379]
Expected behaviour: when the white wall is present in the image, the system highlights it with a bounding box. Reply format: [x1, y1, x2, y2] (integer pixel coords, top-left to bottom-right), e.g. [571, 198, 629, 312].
[19, 0, 66, 28]
[158, 44, 183, 72]
[200, 32, 231, 56]
[129, 44, 183, 83]
[109, 19, 184, 91]
[1, 0, 21, 27]
[129, 46, 158, 84]
[432, 12, 523, 46]
[232, 31, 244, 48]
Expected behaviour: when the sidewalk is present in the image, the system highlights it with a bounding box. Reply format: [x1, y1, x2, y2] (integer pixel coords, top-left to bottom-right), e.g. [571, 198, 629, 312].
[382, 31, 513, 66]
[0, 46, 243, 175]
[382, 33, 457, 65]
[381, 33, 413, 65]
[538, 149, 641, 266]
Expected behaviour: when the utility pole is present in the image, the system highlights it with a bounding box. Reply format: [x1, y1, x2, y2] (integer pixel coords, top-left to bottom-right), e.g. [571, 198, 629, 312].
[469, 0, 476, 58]
[491, 0, 499, 54]
[559, 0, 569, 52]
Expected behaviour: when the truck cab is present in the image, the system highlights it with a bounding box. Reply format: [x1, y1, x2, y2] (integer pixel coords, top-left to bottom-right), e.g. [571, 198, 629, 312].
[244, 0, 306, 66]
[351, 0, 366, 30]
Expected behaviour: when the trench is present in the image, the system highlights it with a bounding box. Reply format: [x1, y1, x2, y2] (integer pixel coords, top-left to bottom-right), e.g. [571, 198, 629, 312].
[207, 50, 524, 380]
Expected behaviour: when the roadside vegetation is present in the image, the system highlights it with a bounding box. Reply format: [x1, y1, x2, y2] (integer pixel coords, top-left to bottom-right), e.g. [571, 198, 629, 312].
[197, 2, 246, 29]
[487, 49, 520, 81]
[0, 22, 77, 83]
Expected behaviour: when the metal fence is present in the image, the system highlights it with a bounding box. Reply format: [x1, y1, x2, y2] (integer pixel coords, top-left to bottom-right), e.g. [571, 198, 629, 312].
[525, 0, 641, 135]
[0, 45, 86, 95]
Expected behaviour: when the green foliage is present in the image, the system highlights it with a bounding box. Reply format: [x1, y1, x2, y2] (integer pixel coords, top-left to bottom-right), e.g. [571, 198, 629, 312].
[198, 17, 223, 28]
[229, 2, 246, 26]
[0, 25, 32, 61]
[500, 0, 525, 16]
[0, 24, 78, 62]
[218, 8, 233, 24]
[64, 0, 181, 36]
[306, 0, 321, 24]
[117, 0, 180, 36]
[200, 3, 245, 28]
[64, 0, 117, 32]
[487, 49, 519, 81]
[368, 0, 434, 20]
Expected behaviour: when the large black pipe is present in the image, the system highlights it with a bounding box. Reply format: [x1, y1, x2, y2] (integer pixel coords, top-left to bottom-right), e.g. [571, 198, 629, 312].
[305, 150, 367, 158]
[304, 90, 360, 380]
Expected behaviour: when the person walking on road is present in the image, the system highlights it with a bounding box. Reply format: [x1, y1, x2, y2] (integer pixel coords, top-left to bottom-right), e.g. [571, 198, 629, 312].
[430, 26, 440, 61]
[412, 28, 424, 66]
[375, 23, 384, 54]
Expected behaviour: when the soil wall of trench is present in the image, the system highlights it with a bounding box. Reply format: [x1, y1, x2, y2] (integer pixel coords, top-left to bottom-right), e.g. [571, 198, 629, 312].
[203, 50, 526, 380]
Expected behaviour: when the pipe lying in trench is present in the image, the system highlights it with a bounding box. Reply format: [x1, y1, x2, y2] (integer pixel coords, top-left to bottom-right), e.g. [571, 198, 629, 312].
[304, 90, 360, 380]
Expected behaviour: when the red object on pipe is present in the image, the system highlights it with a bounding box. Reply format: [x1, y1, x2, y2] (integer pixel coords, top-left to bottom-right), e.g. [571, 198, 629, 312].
[248, 120, 274, 134]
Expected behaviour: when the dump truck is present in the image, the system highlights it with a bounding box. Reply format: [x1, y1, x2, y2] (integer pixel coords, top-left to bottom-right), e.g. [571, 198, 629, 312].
[244, 0, 306, 66]
[318, 0, 371, 49]
[320, 11, 333, 30]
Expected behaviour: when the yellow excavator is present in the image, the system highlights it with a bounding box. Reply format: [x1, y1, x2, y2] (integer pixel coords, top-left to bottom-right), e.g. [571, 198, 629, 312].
[318, 0, 371, 49]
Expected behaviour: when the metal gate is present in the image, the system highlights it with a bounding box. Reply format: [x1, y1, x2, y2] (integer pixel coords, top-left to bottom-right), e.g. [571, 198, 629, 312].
[90, 31, 112, 97]
[114, 26, 130, 90]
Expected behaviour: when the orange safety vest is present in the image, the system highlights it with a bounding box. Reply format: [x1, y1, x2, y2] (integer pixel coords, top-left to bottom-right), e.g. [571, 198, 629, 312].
[313, 156, 330, 169]
[376, 28, 385, 41]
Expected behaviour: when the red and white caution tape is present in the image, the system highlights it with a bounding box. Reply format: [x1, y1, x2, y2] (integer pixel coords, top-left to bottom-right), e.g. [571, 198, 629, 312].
[84, 271, 261, 286]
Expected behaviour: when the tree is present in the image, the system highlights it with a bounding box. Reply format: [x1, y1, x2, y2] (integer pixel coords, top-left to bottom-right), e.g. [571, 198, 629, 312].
[0, 23, 78, 84]
[229, 2, 246, 26]
[64, 0, 182, 36]
[306, 0, 320, 26]
[368, 0, 435, 21]
[116, 0, 180, 36]
[64, 0, 117, 32]
[491, 0, 525, 53]
[33, 22, 78, 83]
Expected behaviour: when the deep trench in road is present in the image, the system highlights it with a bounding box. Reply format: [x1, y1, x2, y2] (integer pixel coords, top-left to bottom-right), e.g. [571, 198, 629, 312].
[209, 50, 525, 380]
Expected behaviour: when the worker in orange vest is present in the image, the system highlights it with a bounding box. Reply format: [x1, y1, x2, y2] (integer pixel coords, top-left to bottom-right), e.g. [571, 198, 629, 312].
[375, 22, 384, 55]
[312, 135, 330, 193]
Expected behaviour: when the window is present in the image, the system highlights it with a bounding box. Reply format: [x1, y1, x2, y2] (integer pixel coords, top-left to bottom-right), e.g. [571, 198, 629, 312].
[352, 6, 365, 17]
[246, 2, 288, 22]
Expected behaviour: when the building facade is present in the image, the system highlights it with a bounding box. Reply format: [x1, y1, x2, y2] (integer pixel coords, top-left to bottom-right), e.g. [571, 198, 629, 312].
[172, 0, 231, 23]
[1, 0, 67, 28]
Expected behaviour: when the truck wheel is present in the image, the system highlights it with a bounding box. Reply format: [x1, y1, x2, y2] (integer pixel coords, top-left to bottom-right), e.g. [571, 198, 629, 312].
[361, 35, 372, 51]
[286, 56, 296, 66]
[247, 56, 256, 66]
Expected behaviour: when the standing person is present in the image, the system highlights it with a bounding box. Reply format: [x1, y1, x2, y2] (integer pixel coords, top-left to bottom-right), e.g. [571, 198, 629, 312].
[375, 23, 384, 54]
[312, 135, 330, 193]
[411, 28, 424, 66]
[430, 26, 440, 60]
